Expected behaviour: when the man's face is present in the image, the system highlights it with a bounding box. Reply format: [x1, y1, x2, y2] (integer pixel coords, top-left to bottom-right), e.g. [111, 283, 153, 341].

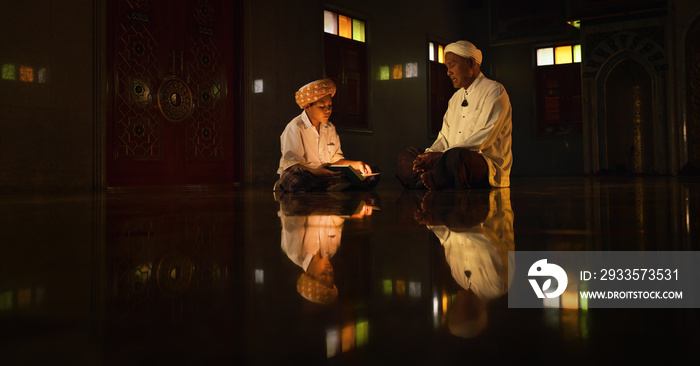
[304, 94, 333, 124]
[445, 52, 478, 90]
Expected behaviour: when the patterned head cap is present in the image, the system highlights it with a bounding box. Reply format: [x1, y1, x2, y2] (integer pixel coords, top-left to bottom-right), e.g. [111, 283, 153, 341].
[295, 79, 336, 109]
[296, 273, 338, 305]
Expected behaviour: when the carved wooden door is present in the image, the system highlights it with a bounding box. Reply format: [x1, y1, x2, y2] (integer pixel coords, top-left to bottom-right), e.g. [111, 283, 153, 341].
[107, 0, 241, 186]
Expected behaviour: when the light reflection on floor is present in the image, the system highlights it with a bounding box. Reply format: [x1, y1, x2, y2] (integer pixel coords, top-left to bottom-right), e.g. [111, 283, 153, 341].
[0, 176, 698, 364]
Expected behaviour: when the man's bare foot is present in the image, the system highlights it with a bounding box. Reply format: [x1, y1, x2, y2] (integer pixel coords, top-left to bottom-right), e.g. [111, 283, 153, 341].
[420, 172, 438, 190]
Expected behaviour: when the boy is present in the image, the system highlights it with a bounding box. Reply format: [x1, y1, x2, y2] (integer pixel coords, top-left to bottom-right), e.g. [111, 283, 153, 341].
[277, 79, 378, 192]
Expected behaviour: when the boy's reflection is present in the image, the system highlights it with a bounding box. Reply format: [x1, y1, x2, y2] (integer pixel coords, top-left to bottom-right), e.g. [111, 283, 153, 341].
[415, 188, 514, 338]
[278, 192, 378, 305]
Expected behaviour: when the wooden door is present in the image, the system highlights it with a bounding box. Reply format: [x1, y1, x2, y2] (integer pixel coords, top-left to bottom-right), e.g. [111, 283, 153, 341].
[107, 0, 241, 186]
[324, 33, 368, 130]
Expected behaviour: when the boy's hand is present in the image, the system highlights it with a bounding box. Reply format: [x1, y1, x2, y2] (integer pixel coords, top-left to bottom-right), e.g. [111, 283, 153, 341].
[352, 161, 372, 175]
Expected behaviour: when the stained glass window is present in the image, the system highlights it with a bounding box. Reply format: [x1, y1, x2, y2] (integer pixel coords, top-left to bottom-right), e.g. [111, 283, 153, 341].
[537, 44, 580, 66]
[1, 64, 48, 82]
[325, 10, 365, 43]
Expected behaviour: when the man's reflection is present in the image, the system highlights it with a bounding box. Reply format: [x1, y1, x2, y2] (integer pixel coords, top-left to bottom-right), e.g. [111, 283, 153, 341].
[278, 192, 378, 305]
[415, 188, 514, 338]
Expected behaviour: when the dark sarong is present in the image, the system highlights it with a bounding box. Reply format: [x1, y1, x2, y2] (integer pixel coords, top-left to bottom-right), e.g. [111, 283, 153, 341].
[396, 147, 490, 190]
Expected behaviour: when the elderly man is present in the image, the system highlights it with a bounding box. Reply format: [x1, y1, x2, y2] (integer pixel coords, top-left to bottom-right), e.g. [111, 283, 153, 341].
[397, 40, 512, 190]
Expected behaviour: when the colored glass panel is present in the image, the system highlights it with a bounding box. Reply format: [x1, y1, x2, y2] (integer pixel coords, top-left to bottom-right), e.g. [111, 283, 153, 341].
[38, 68, 48, 83]
[409, 281, 421, 298]
[0, 291, 11, 311]
[17, 288, 31, 307]
[324, 10, 337, 35]
[382, 279, 392, 295]
[326, 328, 340, 358]
[555, 45, 572, 64]
[438, 45, 444, 63]
[574, 44, 581, 63]
[338, 15, 352, 39]
[396, 280, 406, 296]
[428, 42, 435, 61]
[356, 320, 369, 347]
[341, 325, 355, 352]
[253, 79, 263, 93]
[352, 19, 365, 42]
[562, 290, 579, 309]
[379, 65, 389, 80]
[19, 66, 34, 82]
[405, 62, 418, 78]
[537, 48, 554, 66]
[391, 64, 403, 79]
[2, 64, 16, 80]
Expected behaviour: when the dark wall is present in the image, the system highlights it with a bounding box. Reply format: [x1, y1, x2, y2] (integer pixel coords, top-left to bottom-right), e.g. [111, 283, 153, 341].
[0, 0, 96, 188]
[489, 43, 585, 177]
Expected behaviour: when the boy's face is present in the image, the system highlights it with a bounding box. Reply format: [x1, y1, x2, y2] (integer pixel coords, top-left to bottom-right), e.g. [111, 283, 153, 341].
[308, 254, 334, 288]
[304, 94, 333, 124]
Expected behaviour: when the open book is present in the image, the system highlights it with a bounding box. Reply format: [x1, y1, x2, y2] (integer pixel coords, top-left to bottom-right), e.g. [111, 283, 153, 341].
[327, 165, 380, 183]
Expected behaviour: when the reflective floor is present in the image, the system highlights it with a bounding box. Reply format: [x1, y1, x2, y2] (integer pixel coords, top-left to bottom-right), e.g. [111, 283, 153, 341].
[1, 176, 699, 365]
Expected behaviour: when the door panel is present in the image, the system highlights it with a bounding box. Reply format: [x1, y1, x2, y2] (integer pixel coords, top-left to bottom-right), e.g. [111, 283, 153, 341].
[107, 0, 240, 186]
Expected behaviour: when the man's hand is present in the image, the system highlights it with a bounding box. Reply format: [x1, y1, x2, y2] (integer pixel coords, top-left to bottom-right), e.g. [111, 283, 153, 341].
[412, 152, 443, 172]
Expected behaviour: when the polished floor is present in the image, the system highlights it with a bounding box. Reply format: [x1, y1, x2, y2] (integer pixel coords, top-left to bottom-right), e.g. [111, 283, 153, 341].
[0, 176, 699, 365]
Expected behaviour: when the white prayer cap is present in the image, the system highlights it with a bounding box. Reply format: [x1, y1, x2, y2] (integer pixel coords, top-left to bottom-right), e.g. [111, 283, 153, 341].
[444, 40, 482, 65]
